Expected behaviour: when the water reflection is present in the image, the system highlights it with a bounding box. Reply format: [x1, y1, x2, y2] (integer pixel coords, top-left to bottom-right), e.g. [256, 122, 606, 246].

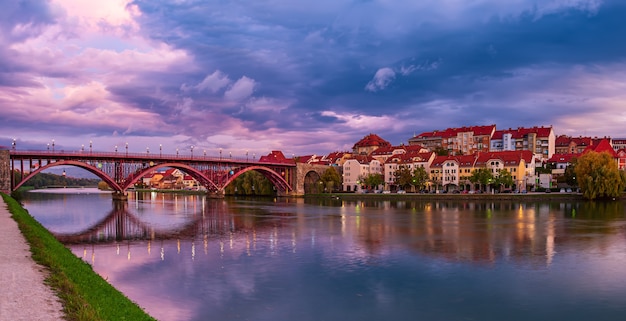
[21, 191, 626, 321]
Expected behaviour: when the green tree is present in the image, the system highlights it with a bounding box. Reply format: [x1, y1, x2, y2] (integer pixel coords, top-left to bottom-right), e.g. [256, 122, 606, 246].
[362, 173, 384, 190]
[394, 166, 413, 190]
[411, 166, 429, 191]
[469, 168, 494, 192]
[564, 157, 578, 187]
[495, 169, 514, 190]
[320, 167, 342, 192]
[574, 151, 626, 200]
[434, 147, 449, 156]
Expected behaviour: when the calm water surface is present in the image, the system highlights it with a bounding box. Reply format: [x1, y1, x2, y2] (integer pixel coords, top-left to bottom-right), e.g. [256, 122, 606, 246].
[22, 189, 626, 321]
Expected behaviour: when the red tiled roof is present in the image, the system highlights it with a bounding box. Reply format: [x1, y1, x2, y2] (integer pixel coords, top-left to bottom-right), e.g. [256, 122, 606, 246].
[493, 126, 553, 140]
[258, 150, 295, 164]
[352, 133, 391, 149]
[584, 139, 618, 157]
[547, 153, 578, 163]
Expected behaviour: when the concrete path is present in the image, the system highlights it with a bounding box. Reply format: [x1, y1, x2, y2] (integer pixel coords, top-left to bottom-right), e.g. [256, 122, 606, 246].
[0, 199, 65, 321]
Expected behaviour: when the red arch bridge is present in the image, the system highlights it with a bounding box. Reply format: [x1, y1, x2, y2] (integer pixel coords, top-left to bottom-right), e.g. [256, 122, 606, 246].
[3, 149, 329, 199]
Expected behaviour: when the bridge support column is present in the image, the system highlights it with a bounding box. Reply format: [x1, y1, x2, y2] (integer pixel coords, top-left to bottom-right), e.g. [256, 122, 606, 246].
[111, 191, 128, 201]
[207, 189, 225, 198]
[0, 150, 10, 194]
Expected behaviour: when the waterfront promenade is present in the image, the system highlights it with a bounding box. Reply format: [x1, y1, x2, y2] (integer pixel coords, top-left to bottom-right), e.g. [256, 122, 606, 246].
[0, 199, 64, 320]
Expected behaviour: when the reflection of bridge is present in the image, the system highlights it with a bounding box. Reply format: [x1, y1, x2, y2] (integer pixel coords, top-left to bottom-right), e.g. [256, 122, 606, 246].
[1, 149, 329, 198]
[54, 201, 206, 243]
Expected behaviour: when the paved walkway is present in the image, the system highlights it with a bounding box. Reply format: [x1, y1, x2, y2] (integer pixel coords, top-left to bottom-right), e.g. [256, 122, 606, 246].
[0, 199, 65, 320]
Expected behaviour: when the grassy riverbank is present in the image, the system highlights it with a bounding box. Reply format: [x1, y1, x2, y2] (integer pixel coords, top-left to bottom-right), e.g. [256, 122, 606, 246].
[1, 193, 155, 321]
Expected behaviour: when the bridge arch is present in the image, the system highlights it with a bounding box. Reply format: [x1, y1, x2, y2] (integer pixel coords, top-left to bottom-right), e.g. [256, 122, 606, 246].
[224, 166, 292, 193]
[124, 163, 220, 192]
[13, 160, 123, 192]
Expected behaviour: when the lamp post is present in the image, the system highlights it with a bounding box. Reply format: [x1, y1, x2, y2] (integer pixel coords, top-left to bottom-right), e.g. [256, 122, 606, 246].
[47, 143, 49, 151]
[203, 149, 206, 159]
[219, 148, 222, 160]
[125, 143, 128, 156]
[115, 145, 118, 154]
[191, 145, 194, 159]
[159, 144, 162, 157]
[12, 139, 16, 151]
[89, 140, 92, 153]
[246, 150, 249, 162]
[52, 139, 55, 152]
[176, 148, 179, 158]
[229, 151, 232, 159]
[146, 147, 150, 155]
[81, 144, 84, 152]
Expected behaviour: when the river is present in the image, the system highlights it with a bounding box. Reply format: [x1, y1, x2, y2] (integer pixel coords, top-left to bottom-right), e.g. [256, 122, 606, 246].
[21, 188, 626, 321]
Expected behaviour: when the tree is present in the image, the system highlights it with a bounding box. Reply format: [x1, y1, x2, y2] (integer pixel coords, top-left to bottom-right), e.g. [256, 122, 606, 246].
[564, 157, 578, 187]
[321, 167, 342, 192]
[434, 147, 449, 156]
[574, 151, 626, 200]
[469, 168, 494, 192]
[411, 166, 429, 191]
[495, 169, 514, 190]
[362, 173, 384, 190]
[394, 166, 413, 190]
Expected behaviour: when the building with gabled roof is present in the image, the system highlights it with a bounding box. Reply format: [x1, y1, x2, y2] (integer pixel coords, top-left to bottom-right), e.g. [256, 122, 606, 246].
[383, 151, 435, 191]
[258, 150, 295, 164]
[352, 133, 391, 155]
[342, 155, 382, 192]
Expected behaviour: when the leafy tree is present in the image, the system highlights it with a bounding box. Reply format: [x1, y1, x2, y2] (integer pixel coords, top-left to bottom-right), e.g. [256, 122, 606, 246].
[574, 151, 626, 200]
[226, 171, 274, 196]
[320, 167, 342, 192]
[362, 173, 384, 190]
[394, 166, 413, 190]
[411, 166, 429, 191]
[434, 147, 449, 156]
[495, 169, 514, 190]
[564, 157, 578, 187]
[469, 168, 494, 191]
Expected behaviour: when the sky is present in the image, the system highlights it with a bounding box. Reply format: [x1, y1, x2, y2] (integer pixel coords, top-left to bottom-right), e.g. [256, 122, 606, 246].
[1, 0, 626, 158]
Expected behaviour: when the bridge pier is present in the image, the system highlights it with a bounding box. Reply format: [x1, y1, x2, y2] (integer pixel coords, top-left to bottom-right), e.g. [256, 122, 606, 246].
[111, 191, 128, 201]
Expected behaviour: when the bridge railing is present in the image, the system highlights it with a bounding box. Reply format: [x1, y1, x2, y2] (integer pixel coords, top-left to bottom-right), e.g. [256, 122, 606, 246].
[8, 150, 296, 167]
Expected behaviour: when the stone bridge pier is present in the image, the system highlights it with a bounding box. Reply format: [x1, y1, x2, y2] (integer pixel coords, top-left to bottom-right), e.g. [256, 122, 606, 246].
[294, 163, 330, 195]
[0, 150, 10, 193]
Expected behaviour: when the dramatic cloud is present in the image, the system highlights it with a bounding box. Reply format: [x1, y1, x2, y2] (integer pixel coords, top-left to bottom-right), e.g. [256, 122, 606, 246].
[2, 0, 626, 156]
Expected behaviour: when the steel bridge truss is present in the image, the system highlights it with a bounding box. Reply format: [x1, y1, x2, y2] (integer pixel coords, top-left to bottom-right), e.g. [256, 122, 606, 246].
[9, 150, 296, 196]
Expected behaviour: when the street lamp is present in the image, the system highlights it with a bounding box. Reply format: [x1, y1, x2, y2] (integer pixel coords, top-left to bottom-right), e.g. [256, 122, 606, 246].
[12, 139, 15, 151]
[229, 151, 232, 159]
[246, 150, 249, 161]
[52, 139, 55, 152]
[89, 140, 92, 153]
[176, 148, 179, 157]
[125, 143, 128, 156]
[203, 149, 206, 159]
[219, 148, 222, 160]
[146, 147, 150, 155]
[81, 144, 84, 152]
[191, 145, 194, 159]
[115, 145, 118, 153]
[159, 144, 162, 157]
[47, 143, 49, 151]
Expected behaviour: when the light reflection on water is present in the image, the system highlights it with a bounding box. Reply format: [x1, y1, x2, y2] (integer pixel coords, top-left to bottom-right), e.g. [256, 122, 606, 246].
[21, 189, 626, 321]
